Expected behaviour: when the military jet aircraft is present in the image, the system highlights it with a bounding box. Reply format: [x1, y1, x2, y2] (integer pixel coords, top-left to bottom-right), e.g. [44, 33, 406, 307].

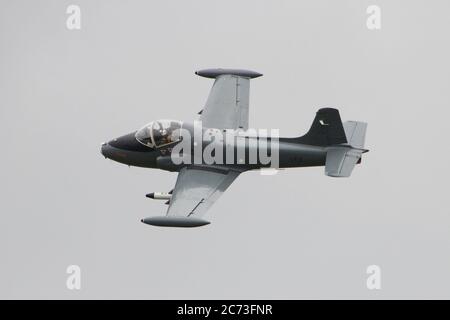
[101, 68, 368, 227]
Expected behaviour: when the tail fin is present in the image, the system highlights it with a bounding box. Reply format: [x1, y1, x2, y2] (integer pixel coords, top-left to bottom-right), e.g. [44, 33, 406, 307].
[294, 108, 347, 146]
[325, 121, 368, 178]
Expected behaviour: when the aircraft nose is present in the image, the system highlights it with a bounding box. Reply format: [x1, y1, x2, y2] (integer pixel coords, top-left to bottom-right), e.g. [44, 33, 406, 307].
[101, 142, 113, 159]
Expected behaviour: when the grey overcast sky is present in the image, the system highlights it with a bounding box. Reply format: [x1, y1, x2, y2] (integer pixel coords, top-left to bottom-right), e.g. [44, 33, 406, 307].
[1, 0, 450, 299]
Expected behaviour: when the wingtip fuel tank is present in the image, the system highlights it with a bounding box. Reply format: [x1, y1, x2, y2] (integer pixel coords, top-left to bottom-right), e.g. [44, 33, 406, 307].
[141, 216, 211, 228]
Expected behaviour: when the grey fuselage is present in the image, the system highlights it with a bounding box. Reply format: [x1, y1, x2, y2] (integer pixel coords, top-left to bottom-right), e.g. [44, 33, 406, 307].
[101, 122, 327, 172]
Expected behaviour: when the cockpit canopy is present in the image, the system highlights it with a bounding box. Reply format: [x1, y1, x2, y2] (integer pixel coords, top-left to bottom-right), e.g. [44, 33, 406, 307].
[135, 120, 182, 148]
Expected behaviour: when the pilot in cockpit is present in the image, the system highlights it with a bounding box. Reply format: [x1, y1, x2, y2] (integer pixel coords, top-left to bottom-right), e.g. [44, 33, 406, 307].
[135, 120, 182, 148]
[153, 126, 171, 146]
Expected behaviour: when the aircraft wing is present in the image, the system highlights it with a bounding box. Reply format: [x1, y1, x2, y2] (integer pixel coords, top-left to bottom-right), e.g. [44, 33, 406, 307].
[196, 68, 262, 130]
[141, 166, 240, 227]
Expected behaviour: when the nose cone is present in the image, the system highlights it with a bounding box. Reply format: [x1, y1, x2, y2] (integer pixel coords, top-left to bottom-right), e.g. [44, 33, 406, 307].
[100, 132, 155, 167]
[101, 142, 113, 159]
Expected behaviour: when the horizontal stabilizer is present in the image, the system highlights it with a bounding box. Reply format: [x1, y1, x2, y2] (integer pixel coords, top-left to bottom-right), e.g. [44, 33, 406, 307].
[343, 121, 367, 149]
[141, 216, 210, 228]
[325, 147, 363, 177]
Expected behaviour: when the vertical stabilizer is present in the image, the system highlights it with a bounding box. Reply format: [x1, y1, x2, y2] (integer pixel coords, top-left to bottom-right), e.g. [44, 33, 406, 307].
[294, 108, 347, 146]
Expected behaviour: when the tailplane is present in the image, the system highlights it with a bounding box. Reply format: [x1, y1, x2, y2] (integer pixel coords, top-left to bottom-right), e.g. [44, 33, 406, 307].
[325, 121, 368, 177]
[343, 121, 367, 149]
